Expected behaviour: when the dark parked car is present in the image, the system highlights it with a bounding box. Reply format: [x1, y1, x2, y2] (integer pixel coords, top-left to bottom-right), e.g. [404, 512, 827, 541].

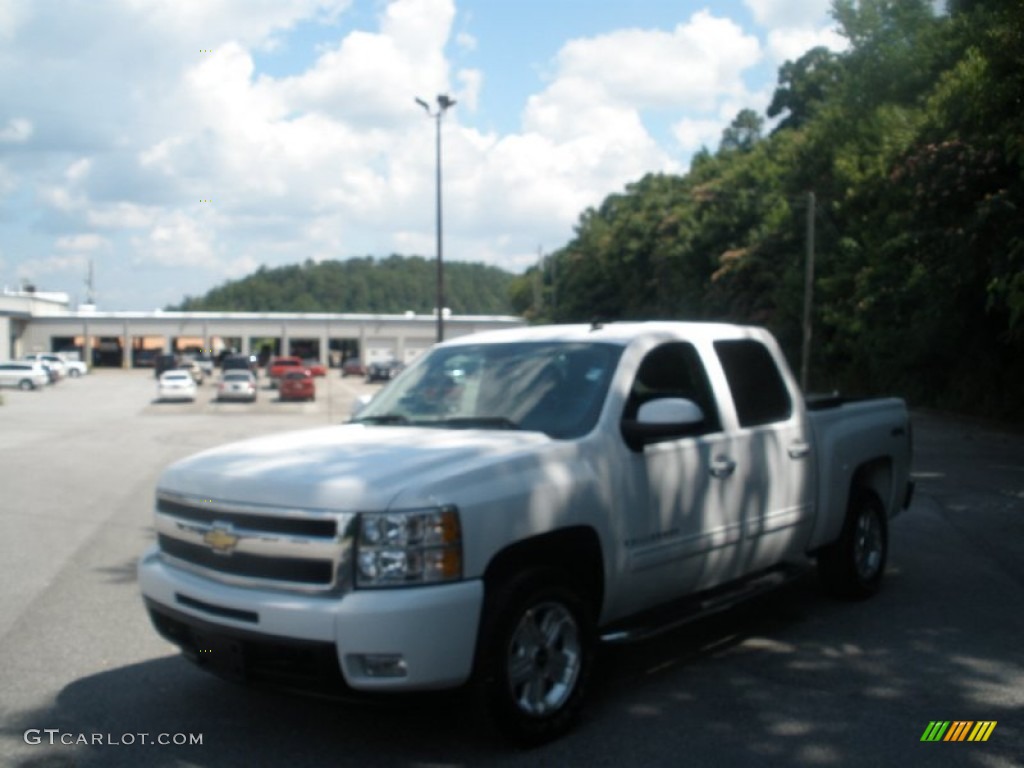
[133, 349, 158, 368]
[341, 357, 365, 377]
[154, 354, 179, 379]
[366, 359, 404, 382]
[222, 354, 259, 376]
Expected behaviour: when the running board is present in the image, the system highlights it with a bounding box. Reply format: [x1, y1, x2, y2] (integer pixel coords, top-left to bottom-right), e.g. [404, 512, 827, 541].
[599, 564, 808, 644]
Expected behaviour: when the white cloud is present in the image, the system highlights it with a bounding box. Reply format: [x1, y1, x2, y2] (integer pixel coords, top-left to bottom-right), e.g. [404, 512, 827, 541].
[122, 0, 352, 48]
[0, 0, 801, 309]
[86, 203, 160, 230]
[0, 117, 32, 142]
[672, 118, 726, 155]
[766, 26, 847, 64]
[271, 0, 454, 127]
[18, 253, 90, 278]
[504, 9, 762, 219]
[66, 159, 92, 183]
[744, 0, 832, 29]
[55, 234, 108, 251]
[0, 0, 29, 40]
[133, 212, 216, 269]
[743, 0, 847, 66]
[455, 69, 482, 111]
[0, 163, 16, 198]
[556, 12, 760, 110]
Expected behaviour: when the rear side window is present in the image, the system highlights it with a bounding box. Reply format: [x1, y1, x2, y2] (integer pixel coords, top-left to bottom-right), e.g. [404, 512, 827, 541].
[714, 340, 792, 428]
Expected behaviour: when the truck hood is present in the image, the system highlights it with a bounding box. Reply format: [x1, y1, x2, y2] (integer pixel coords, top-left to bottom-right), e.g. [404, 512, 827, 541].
[157, 423, 554, 512]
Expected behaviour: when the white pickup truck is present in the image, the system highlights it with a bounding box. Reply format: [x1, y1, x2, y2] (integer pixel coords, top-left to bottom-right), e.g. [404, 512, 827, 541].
[139, 322, 913, 743]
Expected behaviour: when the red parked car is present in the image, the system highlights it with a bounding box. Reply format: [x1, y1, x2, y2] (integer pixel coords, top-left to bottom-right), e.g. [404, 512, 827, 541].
[267, 356, 305, 387]
[279, 370, 315, 402]
[302, 358, 327, 377]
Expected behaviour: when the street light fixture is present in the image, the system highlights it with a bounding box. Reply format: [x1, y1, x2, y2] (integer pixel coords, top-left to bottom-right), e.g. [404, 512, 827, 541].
[415, 93, 456, 343]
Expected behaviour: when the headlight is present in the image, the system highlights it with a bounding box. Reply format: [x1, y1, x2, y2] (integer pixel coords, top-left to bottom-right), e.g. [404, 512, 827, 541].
[355, 506, 462, 588]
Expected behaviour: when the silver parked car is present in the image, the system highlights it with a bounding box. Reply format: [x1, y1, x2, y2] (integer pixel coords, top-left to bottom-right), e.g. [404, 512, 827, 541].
[0, 361, 50, 390]
[216, 370, 257, 403]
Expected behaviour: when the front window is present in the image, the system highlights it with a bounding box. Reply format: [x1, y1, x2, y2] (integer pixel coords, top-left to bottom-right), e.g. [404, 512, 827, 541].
[354, 342, 622, 439]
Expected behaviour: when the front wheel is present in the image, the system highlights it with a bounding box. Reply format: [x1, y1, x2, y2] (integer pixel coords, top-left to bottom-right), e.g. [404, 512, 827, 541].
[818, 489, 888, 599]
[475, 571, 595, 745]
[18, 379, 35, 391]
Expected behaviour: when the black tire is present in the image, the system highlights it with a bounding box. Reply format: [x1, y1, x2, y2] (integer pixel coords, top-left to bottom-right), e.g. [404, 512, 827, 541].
[475, 570, 595, 746]
[18, 379, 34, 391]
[69, 368, 81, 378]
[818, 489, 888, 599]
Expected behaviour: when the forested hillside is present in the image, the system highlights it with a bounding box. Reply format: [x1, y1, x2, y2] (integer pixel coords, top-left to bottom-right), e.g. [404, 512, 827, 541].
[511, 0, 1023, 420]
[173, 255, 516, 315]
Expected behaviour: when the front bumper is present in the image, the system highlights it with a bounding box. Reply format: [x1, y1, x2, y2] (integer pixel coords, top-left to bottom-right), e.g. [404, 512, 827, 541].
[138, 547, 483, 693]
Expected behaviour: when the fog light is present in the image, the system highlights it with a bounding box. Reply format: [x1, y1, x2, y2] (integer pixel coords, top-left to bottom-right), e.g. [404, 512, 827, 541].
[352, 653, 408, 678]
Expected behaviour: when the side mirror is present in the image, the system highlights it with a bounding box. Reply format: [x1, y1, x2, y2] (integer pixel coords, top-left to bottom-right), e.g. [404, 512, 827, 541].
[621, 398, 705, 452]
[637, 398, 704, 426]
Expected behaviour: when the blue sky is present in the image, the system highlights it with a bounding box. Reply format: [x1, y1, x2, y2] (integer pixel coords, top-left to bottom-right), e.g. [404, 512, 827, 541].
[0, 0, 848, 310]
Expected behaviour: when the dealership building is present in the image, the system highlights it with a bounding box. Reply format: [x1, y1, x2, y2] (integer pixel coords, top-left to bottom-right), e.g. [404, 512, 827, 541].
[0, 289, 524, 368]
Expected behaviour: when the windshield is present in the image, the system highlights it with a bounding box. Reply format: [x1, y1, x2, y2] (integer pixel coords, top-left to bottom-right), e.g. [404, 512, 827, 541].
[354, 341, 622, 439]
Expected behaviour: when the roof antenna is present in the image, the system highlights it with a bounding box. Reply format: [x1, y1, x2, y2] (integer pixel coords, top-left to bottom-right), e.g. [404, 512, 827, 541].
[86, 259, 95, 304]
[590, 318, 604, 331]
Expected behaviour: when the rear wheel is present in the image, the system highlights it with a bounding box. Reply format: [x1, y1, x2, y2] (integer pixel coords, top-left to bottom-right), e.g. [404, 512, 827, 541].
[818, 489, 888, 599]
[475, 570, 594, 745]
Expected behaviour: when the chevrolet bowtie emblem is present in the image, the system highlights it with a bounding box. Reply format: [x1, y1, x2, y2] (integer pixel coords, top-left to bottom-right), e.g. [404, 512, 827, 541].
[203, 525, 239, 554]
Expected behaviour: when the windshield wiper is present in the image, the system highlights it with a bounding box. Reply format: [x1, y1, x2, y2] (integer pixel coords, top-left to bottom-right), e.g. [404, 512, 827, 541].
[354, 413, 411, 425]
[437, 417, 521, 430]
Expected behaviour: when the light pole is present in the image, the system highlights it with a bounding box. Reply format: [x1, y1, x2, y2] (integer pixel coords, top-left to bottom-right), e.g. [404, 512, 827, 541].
[415, 94, 456, 343]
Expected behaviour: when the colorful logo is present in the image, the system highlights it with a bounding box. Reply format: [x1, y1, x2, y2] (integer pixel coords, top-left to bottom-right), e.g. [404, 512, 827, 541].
[920, 721, 997, 742]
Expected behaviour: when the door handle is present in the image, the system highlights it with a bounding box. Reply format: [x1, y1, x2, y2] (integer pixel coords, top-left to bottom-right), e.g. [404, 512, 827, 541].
[710, 456, 736, 478]
[788, 441, 811, 459]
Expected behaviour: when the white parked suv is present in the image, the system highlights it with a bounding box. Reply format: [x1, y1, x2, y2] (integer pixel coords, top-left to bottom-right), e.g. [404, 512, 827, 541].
[56, 353, 88, 377]
[24, 353, 88, 378]
[0, 361, 50, 390]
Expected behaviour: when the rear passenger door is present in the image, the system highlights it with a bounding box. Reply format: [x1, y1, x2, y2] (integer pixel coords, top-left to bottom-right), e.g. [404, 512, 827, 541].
[713, 339, 814, 573]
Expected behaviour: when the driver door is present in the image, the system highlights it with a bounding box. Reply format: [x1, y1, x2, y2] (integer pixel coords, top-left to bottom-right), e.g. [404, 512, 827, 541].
[617, 342, 746, 611]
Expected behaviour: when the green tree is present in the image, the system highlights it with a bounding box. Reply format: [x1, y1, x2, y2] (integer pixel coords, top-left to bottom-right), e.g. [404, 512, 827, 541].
[767, 46, 845, 132]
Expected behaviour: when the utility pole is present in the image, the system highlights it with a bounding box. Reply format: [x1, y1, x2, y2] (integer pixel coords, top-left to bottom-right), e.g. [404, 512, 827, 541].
[800, 191, 816, 392]
[415, 94, 456, 343]
[533, 245, 543, 318]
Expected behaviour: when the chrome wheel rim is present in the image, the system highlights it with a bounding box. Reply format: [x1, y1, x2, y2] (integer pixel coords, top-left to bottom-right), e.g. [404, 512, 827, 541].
[506, 601, 581, 716]
[854, 506, 883, 581]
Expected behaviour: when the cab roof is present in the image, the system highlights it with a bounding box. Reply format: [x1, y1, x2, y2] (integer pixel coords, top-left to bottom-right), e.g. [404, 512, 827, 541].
[439, 321, 767, 348]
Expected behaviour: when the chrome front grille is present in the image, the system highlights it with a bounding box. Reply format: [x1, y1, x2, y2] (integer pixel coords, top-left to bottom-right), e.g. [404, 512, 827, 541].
[154, 491, 356, 595]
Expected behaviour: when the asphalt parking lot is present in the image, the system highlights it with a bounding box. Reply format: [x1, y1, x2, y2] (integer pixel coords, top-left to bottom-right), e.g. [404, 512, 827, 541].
[0, 370, 1022, 767]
